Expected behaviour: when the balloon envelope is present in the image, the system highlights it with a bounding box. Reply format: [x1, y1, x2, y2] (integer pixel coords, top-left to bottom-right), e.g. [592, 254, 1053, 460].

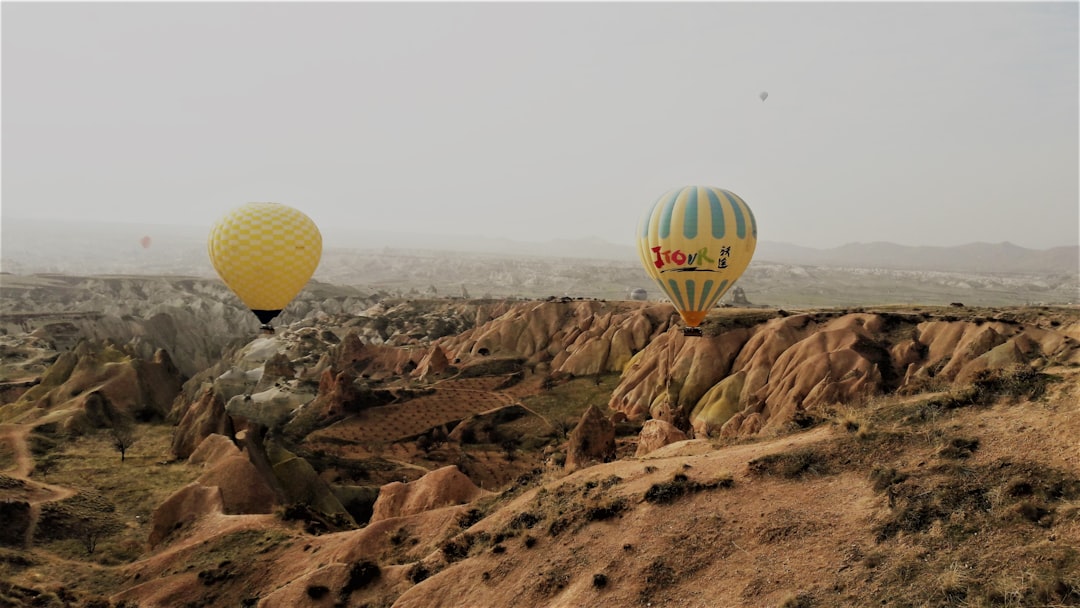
[139, 236, 152, 249]
[759, 91, 768, 102]
[207, 202, 322, 325]
[637, 186, 757, 328]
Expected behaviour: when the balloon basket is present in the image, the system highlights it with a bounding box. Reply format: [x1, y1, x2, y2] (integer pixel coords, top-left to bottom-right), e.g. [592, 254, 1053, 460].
[259, 324, 276, 335]
[682, 327, 704, 338]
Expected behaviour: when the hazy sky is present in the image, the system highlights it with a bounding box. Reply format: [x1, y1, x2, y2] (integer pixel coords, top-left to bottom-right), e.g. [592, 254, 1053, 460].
[2, 1, 1077, 250]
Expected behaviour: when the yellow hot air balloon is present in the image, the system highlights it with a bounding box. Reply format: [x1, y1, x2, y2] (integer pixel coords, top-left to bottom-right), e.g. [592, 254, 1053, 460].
[208, 202, 322, 331]
[637, 186, 757, 336]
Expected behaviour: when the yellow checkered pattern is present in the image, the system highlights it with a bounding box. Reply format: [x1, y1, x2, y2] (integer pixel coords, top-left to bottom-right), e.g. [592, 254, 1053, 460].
[208, 202, 322, 312]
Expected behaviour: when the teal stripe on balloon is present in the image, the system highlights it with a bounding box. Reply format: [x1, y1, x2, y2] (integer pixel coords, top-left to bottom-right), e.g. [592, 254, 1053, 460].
[685, 280, 696, 312]
[658, 191, 679, 239]
[667, 279, 688, 311]
[683, 187, 699, 239]
[704, 279, 729, 310]
[697, 280, 714, 311]
[706, 189, 726, 239]
[721, 190, 747, 238]
[731, 191, 757, 239]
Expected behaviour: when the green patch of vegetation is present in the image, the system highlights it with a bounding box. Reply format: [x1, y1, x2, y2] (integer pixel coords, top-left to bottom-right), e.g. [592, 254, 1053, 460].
[515, 374, 621, 439]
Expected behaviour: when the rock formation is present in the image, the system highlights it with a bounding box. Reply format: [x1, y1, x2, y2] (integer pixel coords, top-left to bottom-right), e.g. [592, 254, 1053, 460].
[565, 404, 616, 470]
[635, 419, 688, 457]
[610, 310, 1080, 438]
[370, 465, 485, 522]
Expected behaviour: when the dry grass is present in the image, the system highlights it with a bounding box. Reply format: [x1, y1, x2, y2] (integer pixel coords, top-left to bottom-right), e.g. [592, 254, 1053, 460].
[2, 423, 200, 600]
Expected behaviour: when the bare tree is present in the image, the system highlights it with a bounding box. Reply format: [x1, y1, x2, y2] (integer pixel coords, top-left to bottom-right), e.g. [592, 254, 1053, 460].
[109, 423, 137, 463]
[77, 517, 103, 555]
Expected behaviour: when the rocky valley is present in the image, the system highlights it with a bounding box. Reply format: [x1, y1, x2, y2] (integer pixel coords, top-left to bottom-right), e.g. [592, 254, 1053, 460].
[1, 271, 1079, 607]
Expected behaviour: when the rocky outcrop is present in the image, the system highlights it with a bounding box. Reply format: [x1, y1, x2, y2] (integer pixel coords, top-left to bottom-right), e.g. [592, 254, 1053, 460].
[565, 405, 616, 470]
[8, 340, 183, 432]
[370, 465, 485, 523]
[611, 311, 1080, 438]
[635, 419, 688, 457]
[433, 301, 676, 378]
[172, 386, 235, 459]
[415, 344, 451, 381]
[190, 434, 277, 514]
[266, 440, 354, 525]
[149, 483, 225, 548]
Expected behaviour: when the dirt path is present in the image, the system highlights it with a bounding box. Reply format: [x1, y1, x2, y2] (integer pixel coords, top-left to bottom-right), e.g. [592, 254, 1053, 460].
[1, 422, 35, 477]
[0, 422, 79, 548]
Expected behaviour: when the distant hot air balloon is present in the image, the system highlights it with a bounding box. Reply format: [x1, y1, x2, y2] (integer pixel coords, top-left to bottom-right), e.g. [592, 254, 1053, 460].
[637, 186, 757, 336]
[140, 236, 152, 249]
[759, 91, 768, 102]
[207, 202, 322, 332]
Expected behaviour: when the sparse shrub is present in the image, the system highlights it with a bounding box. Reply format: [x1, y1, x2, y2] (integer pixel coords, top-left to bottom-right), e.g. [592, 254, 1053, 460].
[440, 534, 475, 561]
[777, 592, 813, 608]
[547, 516, 571, 537]
[536, 565, 570, 596]
[748, 449, 830, 479]
[937, 436, 979, 459]
[386, 524, 406, 544]
[592, 573, 608, 589]
[343, 560, 381, 592]
[457, 509, 484, 529]
[197, 562, 234, 586]
[408, 562, 431, 584]
[523, 535, 537, 549]
[508, 511, 540, 530]
[585, 497, 628, 521]
[644, 472, 734, 504]
[1010, 500, 1054, 526]
[306, 585, 329, 599]
[869, 466, 907, 492]
[27, 590, 62, 607]
[639, 559, 677, 604]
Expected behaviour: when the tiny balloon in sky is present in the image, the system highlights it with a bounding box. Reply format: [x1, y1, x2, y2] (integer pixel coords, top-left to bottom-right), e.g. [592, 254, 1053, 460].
[759, 91, 768, 102]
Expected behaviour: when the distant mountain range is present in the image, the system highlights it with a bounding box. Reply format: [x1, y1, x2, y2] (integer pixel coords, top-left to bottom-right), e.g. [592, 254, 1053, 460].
[753, 240, 1079, 276]
[2, 218, 1077, 276]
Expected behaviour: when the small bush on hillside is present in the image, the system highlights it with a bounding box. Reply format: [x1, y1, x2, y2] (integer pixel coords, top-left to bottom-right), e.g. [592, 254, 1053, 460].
[440, 533, 476, 562]
[643, 472, 733, 504]
[748, 449, 831, 479]
[343, 560, 381, 592]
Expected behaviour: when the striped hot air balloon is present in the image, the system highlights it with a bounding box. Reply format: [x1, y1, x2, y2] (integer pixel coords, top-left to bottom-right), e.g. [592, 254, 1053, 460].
[637, 186, 757, 335]
[208, 202, 322, 331]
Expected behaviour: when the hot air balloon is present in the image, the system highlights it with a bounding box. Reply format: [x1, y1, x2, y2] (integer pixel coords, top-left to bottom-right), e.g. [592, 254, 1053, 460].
[207, 202, 322, 332]
[637, 186, 757, 336]
[139, 236, 152, 249]
[759, 91, 768, 102]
